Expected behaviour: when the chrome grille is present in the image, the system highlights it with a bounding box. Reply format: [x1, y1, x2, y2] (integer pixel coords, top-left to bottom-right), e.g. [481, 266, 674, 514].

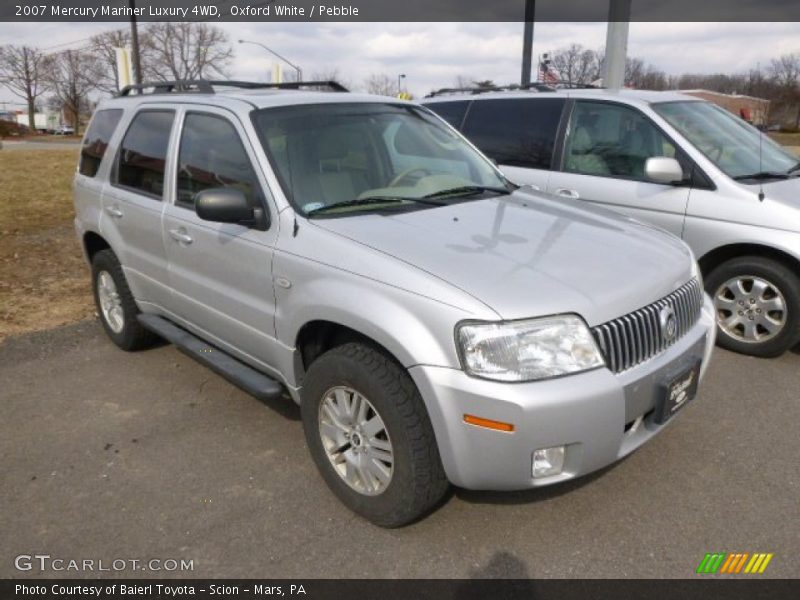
[591, 278, 704, 374]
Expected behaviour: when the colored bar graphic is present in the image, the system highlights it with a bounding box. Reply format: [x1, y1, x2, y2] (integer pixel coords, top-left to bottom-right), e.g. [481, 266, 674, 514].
[700, 552, 774, 574]
[697, 553, 726, 574]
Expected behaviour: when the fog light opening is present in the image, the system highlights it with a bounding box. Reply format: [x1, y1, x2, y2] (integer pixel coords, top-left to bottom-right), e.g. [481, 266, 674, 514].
[532, 445, 566, 478]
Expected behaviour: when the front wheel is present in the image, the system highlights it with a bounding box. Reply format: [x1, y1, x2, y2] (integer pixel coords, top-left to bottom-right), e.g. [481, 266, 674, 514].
[301, 343, 449, 527]
[706, 256, 800, 357]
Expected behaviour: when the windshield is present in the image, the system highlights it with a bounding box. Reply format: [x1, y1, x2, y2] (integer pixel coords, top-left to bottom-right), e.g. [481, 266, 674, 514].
[653, 101, 797, 180]
[252, 103, 508, 216]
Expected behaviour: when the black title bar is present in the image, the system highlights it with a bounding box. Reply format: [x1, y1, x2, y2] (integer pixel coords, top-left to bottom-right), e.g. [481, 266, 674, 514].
[1, 0, 799, 22]
[3, 579, 800, 600]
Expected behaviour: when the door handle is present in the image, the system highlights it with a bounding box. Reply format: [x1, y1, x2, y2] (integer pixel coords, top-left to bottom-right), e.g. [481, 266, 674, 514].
[555, 188, 580, 199]
[169, 228, 193, 245]
[105, 206, 123, 219]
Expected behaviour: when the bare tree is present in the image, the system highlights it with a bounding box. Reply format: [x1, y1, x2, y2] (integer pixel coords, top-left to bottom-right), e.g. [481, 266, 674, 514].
[0, 45, 49, 131]
[550, 44, 599, 86]
[310, 67, 350, 89]
[45, 49, 98, 136]
[623, 57, 668, 90]
[453, 74, 476, 89]
[143, 23, 233, 81]
[769, 53, 800, 128]
[364, 73, 396, 96]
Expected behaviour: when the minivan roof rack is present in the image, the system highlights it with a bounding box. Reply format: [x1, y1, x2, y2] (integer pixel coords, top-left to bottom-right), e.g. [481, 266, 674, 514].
[118, 79, 349, 97]
[424, 82, 555, 98]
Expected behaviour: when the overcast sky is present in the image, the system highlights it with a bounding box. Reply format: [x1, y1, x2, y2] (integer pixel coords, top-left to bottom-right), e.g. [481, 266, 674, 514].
[1, 21, 798, 107]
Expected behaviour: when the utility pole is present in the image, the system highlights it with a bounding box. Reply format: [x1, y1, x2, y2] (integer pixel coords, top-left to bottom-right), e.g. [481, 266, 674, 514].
[129, 0, 143, 85]
[603, 0, 631, 90]
[520, 0, 536, 86]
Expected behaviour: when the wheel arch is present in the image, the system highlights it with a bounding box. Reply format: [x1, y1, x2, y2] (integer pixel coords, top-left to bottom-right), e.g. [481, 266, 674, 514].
[293, 320, 411, 385]
[82, 230, 112, 264]
[698, 243, 800, 279]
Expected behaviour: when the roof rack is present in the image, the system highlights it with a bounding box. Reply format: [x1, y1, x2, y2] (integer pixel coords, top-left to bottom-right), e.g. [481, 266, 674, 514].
[118, 79, 349, 97]
[424, 82, 555, 98]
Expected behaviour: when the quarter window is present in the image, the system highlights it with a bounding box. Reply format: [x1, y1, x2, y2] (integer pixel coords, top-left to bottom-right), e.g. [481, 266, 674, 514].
[79, 109, 123, 177]
[461, 98, 566, 170]
[176, 113, 260, 209]
[564, 101, 678, 180]
[115, 110, 175, 199]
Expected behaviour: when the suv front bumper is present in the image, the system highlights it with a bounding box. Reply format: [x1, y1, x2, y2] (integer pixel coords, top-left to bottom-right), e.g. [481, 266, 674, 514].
[409, 295, 716, 490]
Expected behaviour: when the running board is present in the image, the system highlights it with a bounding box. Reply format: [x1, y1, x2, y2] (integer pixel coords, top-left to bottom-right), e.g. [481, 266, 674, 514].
[137, 314, 284, 401]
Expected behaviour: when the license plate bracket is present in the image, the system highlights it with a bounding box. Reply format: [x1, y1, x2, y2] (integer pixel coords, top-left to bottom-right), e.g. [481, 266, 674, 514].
[654, 360, 701, 425]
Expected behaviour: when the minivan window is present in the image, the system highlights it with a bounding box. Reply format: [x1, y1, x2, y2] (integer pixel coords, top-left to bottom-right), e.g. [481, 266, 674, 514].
[564, 101, 678, 180]
[426, 101, 470, 129]
[177, 113, 260, 209]
[115, 110, 175, 199]
[252, 103, 508, 216]
[79, 109, 123, 177]
[653, 101, 797, 180]
[461, 98, 566, 170]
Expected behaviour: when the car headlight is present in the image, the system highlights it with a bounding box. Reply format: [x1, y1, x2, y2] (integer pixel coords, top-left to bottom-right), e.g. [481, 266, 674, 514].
[456, 315, 605, 382]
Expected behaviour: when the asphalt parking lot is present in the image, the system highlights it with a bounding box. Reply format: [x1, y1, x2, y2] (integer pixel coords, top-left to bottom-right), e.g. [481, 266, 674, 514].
[1, 320, 798, 579]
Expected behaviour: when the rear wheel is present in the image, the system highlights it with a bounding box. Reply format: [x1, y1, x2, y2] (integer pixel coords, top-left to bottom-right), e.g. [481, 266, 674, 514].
[706, 256, 800, 357]
[91, 249, 159, 351]
[301, 343, 449, 527]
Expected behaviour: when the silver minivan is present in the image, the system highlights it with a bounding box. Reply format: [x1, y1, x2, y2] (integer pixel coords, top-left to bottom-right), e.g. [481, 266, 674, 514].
[423, 89, 800, 357]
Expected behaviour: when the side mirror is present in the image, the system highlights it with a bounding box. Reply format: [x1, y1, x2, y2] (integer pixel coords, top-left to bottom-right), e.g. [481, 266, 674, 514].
[195, 188, 266, 229]
[645, 157, 685, 185]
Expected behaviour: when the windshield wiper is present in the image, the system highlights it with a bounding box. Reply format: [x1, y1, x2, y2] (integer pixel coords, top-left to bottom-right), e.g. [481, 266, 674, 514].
[732, 171, 789, 181]
[306, 196, 444, 217]
[787, 161, 800, 175]
[423, 185, 511, 199]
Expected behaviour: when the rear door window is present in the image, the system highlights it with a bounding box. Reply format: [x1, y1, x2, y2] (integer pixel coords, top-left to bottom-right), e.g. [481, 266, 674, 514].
[425, 101, 470, 129]
[461, 98, 566, 169]
[114, 110, 175, 199]
[79, 109, 123, 177]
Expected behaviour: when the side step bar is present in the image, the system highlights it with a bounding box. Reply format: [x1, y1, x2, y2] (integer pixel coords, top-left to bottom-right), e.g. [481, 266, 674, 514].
[137, 314, 284, 401]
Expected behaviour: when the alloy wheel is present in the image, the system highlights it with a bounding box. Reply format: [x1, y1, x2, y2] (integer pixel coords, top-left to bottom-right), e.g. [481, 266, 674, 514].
[318, 386, 394, 496]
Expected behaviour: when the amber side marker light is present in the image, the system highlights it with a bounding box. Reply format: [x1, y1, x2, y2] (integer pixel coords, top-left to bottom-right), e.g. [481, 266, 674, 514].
[463, 414, 515, 432]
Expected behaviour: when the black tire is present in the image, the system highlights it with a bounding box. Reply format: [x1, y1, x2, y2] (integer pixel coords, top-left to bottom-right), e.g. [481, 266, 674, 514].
[301, 343, 449, 527]
[91, 249, 159, 351]
[705, 255, 800, 358]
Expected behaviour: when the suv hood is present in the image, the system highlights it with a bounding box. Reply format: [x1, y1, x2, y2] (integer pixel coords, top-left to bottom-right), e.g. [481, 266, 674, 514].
[762, 177, 800, 213]
[311, 190, 694, 325]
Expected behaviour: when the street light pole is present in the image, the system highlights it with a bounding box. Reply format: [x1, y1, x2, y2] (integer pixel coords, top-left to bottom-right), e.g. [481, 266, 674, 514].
[238, 39, 302, 83]
[398, 73, 406, 95]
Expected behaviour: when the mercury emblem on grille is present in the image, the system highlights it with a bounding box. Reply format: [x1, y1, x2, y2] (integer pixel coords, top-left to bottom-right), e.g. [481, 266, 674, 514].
[660, 305, 677, 341]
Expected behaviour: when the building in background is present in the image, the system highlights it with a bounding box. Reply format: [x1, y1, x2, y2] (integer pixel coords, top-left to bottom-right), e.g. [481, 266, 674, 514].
[681, 89, 770, 126]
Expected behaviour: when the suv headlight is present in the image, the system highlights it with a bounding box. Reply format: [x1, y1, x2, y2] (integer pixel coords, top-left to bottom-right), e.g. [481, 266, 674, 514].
[456, 315, 605, 382]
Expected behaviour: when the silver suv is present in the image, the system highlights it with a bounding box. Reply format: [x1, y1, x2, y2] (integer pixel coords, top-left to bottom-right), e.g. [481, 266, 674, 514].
[74, 80, 715, 527]
[423, 88, 800, 357]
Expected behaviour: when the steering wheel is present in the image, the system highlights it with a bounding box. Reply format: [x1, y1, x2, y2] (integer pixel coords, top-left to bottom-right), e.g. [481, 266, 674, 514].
[387, 167, 432, 188]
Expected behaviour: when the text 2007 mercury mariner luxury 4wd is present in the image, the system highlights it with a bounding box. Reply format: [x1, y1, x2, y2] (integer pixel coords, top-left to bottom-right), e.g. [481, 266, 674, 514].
[74, 80, 716, 526]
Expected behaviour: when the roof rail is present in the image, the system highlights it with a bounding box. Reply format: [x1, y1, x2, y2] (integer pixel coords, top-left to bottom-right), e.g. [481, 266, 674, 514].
[117, 79, 349, 97]
[424, 82, 554, 98]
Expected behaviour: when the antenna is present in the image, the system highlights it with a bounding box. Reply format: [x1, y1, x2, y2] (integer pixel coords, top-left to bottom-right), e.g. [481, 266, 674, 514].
[758, 124, 765, 202]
